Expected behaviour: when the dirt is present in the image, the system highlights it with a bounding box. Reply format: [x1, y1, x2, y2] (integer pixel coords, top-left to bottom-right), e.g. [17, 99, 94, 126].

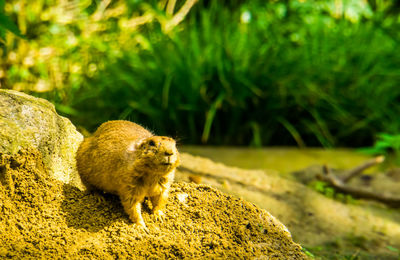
[0, 150, 306, 259]
[177, 153, 400, 259]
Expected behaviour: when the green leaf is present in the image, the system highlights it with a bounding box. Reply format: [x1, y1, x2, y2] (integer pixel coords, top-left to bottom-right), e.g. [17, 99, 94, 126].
[55, 104, 80, 116]
[386, 245, 399, 253]
[0, 12, 25, 38]
[301, 247, 315, 258]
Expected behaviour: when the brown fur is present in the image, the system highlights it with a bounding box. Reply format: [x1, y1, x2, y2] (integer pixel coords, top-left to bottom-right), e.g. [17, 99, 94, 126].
[76, 120, 179, 228]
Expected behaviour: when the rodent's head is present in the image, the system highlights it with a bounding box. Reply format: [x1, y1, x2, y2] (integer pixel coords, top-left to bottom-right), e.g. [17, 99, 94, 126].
[132, 136, 179, 173]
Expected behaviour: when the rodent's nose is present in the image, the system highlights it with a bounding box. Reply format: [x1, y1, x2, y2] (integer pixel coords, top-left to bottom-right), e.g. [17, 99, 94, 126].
[164, 151, 173, 156]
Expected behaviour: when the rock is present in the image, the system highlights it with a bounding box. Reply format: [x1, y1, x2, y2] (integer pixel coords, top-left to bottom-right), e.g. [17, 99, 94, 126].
[0, 89, 84, 190]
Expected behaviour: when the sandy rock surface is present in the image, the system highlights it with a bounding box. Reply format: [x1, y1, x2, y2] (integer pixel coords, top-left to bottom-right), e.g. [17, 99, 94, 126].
[0, 89, 84, 189]
[0, 150, 306, 259]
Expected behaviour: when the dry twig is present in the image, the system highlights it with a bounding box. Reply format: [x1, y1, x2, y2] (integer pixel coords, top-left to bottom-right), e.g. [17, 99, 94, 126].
[341, 155, 385, 183]
[317, 160, 400, 208]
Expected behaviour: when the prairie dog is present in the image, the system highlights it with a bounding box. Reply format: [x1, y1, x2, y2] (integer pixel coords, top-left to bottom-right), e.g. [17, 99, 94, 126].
[76, 120, 179, 229]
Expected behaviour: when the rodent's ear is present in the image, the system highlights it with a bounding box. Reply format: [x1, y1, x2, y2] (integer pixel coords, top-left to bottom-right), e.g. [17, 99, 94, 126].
[127, 142, 136, 153]
[127, 139, 145, 153]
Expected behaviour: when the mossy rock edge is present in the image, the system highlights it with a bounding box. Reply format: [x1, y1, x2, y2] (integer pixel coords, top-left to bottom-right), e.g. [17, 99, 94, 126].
[0, 89, 84, 190]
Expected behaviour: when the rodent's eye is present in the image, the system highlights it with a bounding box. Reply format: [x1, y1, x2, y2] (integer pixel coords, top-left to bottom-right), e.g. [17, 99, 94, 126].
[148, 140, 156, 147]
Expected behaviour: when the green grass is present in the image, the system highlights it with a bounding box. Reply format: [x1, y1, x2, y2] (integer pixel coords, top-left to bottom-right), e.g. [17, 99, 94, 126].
[3, 0, 400, 147]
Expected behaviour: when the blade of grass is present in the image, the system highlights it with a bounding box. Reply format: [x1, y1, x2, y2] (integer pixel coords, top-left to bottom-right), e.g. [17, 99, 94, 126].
[202, 93, 225, 143]
[278, 117, 306, 148]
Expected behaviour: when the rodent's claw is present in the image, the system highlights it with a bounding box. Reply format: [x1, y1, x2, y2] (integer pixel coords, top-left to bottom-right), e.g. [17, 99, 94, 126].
[153, 210, 165, 222]
[135, 221, 149, 233]
[95, 195, 106, 204]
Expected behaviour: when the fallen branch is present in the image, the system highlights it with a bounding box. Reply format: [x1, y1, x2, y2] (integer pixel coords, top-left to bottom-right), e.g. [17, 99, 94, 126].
[341, 155, 385, 183]
[317, 165, 400, 208]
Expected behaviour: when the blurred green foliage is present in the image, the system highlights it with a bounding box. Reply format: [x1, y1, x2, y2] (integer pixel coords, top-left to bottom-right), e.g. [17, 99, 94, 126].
[1, 0, 400, 147]
[0, 0, 23, 39]
[310, 180, 357, 204]
[360, 133, 400, 165]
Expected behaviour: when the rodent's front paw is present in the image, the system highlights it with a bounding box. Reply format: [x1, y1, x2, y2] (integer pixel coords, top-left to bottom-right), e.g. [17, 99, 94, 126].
[153, 209, 165, 222]
[134, 220, 149, 233]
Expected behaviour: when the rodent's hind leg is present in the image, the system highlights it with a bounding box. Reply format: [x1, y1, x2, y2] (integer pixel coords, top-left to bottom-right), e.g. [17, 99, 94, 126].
[150, 190, 169, 221]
